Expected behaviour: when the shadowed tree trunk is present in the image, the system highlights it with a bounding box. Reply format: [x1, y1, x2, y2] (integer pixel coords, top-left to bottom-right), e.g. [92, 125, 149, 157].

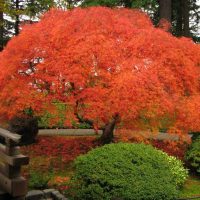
[159, 0, 172, 23]
[175, 0, 183, 36]
[15, 0, 20, 35]
[74, 100, 93, 127]
[182, 0, 190, 37]
[0, 1, 3, 51]
[100, 113, 120, 144]
[174, 0, 190, 37]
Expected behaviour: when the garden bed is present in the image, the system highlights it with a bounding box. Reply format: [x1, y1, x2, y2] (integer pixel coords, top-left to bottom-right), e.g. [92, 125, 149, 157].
[20, 135, 199, 199]
[21, 135, 99, 193]
[179, 176, 200, 199]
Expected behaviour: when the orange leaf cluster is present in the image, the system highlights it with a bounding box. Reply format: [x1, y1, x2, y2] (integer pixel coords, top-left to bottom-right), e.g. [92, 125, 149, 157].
[0, 7, 200, 135]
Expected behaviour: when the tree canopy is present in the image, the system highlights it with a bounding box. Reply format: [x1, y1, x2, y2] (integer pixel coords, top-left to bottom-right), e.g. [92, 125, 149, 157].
[0, 7, 199, 142]
[0, 0, 199, 51]
[81, 0, 200, 40]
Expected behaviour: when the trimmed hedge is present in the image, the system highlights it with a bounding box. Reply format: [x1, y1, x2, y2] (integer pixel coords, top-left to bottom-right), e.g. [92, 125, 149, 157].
[68, 143, 187, 200]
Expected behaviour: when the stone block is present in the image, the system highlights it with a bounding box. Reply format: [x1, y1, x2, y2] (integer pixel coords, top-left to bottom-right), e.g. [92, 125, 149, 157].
[43, 189, 55, 198]
[25, 190, 44, 200]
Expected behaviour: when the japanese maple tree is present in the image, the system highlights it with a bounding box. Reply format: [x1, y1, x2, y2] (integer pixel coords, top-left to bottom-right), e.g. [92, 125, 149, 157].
[0, 7, 199, 143]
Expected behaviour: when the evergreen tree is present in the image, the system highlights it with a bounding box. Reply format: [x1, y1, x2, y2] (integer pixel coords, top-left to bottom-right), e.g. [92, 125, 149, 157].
[0, 0, 54, 51]
[81, 0, 200, 41]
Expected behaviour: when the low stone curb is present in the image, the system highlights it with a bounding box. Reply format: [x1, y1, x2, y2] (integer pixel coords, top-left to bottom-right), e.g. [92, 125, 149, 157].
[38, 128, 102, 136]
[25, 189, 68, 200]
[38, 129, 181, 141]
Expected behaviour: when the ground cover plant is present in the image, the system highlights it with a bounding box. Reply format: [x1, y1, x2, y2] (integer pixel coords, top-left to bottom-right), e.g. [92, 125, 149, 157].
[0, 7, 199, 144]
[179, 176, 200, 198]
[21, 136, 98, 191]
[152, 140, 189, 161]
[21, 136, 97, 169]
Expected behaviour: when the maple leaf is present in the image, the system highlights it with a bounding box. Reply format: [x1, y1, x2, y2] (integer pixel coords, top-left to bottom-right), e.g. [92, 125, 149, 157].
[0, 7, 199, 143]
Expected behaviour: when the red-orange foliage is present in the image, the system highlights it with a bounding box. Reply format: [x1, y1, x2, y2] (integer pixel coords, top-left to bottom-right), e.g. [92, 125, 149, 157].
[21, 136, 97, 179]
[21, 136, 97, 163]
[0, 7, 200, 137]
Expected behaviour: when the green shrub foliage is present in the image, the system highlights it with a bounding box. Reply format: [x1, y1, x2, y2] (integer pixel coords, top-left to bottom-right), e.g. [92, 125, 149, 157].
[162, 152, 188, 187]
[68, 143, 186, 200]
[185, 137, 200, 174]
[28, 171, 51, 189]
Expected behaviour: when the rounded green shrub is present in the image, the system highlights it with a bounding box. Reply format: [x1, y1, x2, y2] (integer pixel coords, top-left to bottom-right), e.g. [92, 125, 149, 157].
[162, 152, 188, 187]
[68, 143, 186, 200]
[185, 137, 200, 174]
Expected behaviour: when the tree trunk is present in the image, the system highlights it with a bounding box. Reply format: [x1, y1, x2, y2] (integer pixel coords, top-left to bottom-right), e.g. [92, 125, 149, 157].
[174, 0, 190, 37]
[15, 0, 20, 35]
[124, 0, 132, 8]
[74, 100, 93, 127]
[0, 1, 3, 51]
[159, 0, 172, 23]
[182, 0, 190, 37]
[175, 0, 183, 36]
[100, 114, 119, 144]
